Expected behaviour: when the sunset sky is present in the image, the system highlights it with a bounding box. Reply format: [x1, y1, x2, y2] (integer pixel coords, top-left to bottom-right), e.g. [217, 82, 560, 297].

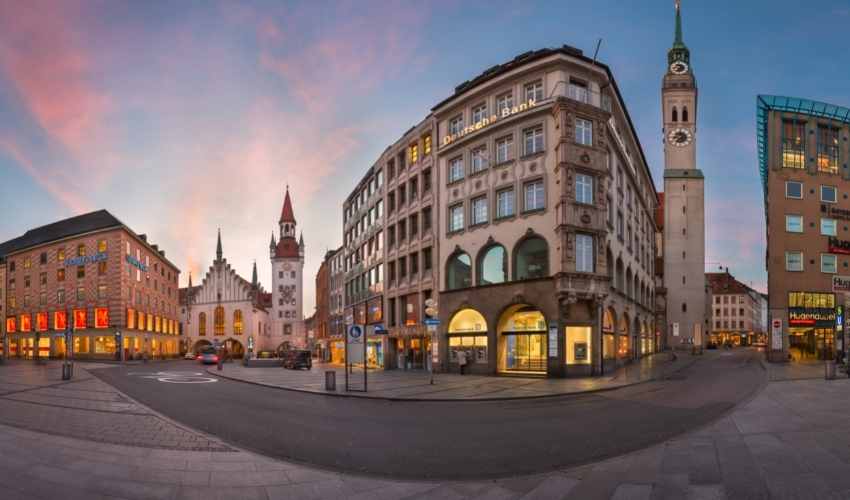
[3, 0, 850, 312]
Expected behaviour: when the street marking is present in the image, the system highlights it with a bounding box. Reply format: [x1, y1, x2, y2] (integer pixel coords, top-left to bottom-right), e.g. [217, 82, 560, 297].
[127, 371, 218, 384]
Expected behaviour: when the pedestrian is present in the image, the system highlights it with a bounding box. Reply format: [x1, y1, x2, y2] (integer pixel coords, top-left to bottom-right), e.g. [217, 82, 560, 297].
[457, 349, 468, 375]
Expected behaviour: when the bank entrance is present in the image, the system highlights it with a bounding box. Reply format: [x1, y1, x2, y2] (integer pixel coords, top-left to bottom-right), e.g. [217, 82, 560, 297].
[497, 305, 547, 375]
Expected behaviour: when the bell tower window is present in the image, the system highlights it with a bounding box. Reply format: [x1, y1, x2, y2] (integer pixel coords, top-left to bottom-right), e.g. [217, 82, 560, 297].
[672, 107, 678, 122]
[682, 106, 689, 122]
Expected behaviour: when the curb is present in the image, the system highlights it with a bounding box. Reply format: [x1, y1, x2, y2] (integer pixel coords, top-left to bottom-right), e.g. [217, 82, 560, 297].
[206, 353, 700, 403]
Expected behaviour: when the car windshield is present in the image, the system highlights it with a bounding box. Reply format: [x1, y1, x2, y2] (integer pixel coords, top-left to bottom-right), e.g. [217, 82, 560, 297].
[200, 347, 216, 354]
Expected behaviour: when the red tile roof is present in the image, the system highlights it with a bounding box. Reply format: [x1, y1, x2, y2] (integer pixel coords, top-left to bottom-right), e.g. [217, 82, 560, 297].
[274, 237, 299, 258]
[279, 189, 295, 224]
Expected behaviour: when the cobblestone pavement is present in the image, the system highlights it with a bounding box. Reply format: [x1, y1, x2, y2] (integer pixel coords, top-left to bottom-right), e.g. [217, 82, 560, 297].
[0, 361, 230, 451]
[7, 357, 850, 499]
[208, 351, 695, 400]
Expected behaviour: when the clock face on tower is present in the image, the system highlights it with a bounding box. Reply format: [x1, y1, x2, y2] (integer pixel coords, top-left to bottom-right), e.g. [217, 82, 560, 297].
[670, 61, 688, 75]
[283, 262, 292, 271]
[667, 128, 693, 147]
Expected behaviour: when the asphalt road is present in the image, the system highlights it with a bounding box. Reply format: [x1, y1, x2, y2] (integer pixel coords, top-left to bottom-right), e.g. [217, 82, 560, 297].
[92, 349, 766, 481]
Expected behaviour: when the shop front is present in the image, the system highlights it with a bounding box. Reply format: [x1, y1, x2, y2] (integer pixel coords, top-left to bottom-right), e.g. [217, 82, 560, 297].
[497, 305, 547, 376]
[787, 292, 837, 361]
[330, 339, 345, 364]
[447, 308, 488, 374]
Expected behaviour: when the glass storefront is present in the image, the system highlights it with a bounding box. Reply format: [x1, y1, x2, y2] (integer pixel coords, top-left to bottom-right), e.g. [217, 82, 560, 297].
[498, 305, 547, 374]
[789, 327, 834, 361]
[94, 336, 117, 355]
[565, 326, 591, 365]
[330, 341, 345, 364]
[448, 335, 488, 364]
[366, 339, 383, 368]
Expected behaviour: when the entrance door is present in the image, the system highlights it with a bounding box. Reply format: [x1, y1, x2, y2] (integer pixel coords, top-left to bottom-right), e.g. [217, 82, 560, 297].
[410, 337, 424, 369]
[502, 333, 546, 373]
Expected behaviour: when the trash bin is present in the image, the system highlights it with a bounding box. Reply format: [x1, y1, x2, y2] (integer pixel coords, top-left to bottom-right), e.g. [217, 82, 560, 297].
[826, 361, 836, 380]
[325, 371, 336, 391]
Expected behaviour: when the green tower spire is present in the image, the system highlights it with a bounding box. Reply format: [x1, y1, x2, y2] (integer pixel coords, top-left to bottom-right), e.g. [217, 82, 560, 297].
[668, 0, 690, 66]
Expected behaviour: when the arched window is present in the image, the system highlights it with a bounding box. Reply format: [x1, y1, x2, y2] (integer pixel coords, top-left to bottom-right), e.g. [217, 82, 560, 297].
[672, 106, 678, 122]
[214, 306, 225, 335]
[198, 312, 207, 336]
[514, 236, 549, 280]
[233, 309, 243, 335]
[446, 252, 472, 290]
[682, 106, 689, 122]
[477, 245, 507, 285]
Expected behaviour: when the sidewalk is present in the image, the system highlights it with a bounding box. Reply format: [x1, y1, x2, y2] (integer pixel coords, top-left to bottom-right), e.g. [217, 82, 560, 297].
[206, 351, 697, 400]
[4, 356, 850, 498]
[765, 359, 835, 382]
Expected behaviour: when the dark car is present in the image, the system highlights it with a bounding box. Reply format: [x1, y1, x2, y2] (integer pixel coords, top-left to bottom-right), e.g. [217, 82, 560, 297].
[282, 350, 312, 370]
[197, 347, 219, 365]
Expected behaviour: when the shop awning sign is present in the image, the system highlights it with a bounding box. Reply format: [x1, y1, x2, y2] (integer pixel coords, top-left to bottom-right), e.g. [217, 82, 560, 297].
[788, 308, 836, 327]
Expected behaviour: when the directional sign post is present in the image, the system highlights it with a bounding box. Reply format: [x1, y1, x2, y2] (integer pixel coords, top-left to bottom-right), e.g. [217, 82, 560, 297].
[345, 325, 366, 392]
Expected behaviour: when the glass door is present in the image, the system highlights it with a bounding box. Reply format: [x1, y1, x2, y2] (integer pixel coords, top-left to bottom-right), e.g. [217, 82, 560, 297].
[502, 333, 546, 373]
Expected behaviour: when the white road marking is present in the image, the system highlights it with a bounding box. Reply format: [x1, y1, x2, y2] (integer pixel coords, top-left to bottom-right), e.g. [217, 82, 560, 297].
[127, 371, 218, 384]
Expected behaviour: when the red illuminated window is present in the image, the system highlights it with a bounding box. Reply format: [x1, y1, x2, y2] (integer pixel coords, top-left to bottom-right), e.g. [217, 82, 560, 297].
[5, 317, 16, 333]
[36, 312, 48, 332]
[73, 309, 87, 329]
[20, 314, 32, 332]
[54, 311, 67, 331]
[95, 308, 109, 329]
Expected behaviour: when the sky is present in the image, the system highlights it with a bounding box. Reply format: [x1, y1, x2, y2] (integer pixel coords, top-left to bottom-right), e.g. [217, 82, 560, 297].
[2, 0, 850, 312]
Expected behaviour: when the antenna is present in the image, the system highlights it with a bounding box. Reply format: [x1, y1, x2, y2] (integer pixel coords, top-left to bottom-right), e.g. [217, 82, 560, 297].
[592, 38, 603, 63]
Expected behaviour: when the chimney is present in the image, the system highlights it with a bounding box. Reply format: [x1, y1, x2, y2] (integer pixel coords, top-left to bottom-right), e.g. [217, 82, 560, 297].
[159, 250, 165, 258]
[139, 234, 147, 242]
[152, 244, 159, 252]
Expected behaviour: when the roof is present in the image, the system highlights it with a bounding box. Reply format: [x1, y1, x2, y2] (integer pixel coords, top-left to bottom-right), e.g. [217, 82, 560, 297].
[0, 209, 122, 258]
[179, 285, 201, 305]
[431, 45, 656, 191]
[279, 189, 296, 224]
[757, 95, 850, 199]
[274, 237, 299, 259]
[706, 272, 755, 296]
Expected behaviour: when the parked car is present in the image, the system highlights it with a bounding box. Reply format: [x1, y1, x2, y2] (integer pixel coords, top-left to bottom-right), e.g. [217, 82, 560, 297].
[282, 350, 312, 370]
[256, 350, 277, 359]
[197, 347, 219, 365]
[184, 352, 197, 360]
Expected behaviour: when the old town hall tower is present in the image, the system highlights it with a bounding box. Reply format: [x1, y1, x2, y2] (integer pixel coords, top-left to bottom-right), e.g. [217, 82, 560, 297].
[662, 0, 706, 348]
[269, 186, 306, 349]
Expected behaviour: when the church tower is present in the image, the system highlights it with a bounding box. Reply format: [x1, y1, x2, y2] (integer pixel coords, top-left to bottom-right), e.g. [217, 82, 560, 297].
[270, 186, 306, 350]
[662, 0, 706, 349]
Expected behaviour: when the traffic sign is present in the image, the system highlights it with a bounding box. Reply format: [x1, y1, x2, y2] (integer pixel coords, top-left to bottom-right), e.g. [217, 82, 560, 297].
[424, 318, 440, 326]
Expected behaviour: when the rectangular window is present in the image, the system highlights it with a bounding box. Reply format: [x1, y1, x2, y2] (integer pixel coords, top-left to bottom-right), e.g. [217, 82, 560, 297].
[76, 286, 85, 301]
[785, 251, 803, 272]
[495, 135, 512, 164]
[524, 80, 543, 102]
[568, 81, 589, 104]
[471, 196, 488, 225]
[821, 185, 837, 203]
[423, 134, 432, 156]
[410, 252, 419, 276]
[423, 168, 432, 193]
[57, 289, 65, 304]
[98, 261, 107, 276]
[782, 120, 806, 169]
[98, 239, 107, 253]
[497, 188, 515, 219]
[576, 234, 594, 272]
[576, 173, 594, 204]
[821, 218, 838, 236]
[496, 92, 513, 114]
[523, 126, 544, 155]
[785, 215, 803, 233]
[524, 180, 545, 212]
[575, 118, 593, 146]
[817, 125, 840, 174]
[785, 181, 803, 199]
[821, 254, 838, 274]
[449, 204, 464, 232]
[448, 157, 464, 182]
[57, 248, 65, 263]
[77, 244, 86, 257]
[471, 146, 488, 173]
[77, 266, 85, 279]
[57, 268, 65, 282]
[449, 115, 464, 135]
[471, 103, 487, 124]
[423, 247, 433, 271]
[422, 206, 432, 232]
[409, 143, 418, 164]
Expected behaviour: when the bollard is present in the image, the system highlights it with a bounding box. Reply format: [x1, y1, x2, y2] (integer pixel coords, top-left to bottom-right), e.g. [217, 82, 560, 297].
[826, 360, 836, 380]
[325, 371, 336, 391]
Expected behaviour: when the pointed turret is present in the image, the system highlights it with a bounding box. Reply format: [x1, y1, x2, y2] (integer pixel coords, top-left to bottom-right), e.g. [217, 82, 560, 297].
[278, 185, 297, 240]
[216, 228, 223, 262]
[252, 260, 258, 288]
[668, 0, 690, 66]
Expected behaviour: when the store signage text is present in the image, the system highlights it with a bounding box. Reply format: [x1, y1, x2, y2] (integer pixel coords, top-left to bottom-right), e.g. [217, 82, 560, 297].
[441, 99, 538, 148]
[125, 254, 149, 272]
[788, 307, 836, 327]
[65, 252, 107, 266]
[822, 204, 850, 221]
[834, 275, 850, 293]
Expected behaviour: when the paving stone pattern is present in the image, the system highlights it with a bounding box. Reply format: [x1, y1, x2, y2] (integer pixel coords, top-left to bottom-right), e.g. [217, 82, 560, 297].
[210, 351, 694, 400]
[0, 361, 230, 451]
[5, 358, 850, 499]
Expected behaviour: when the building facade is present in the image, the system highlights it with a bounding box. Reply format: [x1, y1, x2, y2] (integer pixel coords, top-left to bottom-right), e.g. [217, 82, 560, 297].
[434, 44, 658, 377]
[179, 231, 270, 355]
[707, 271, 766, 347]
[1, 210, 181, 360]
[758, 95, 850, 361]
[662, 2, 707, 349]
[328, 247, 345, 363]
[314, 249, 331, 359]
[270, 188, 307, 350]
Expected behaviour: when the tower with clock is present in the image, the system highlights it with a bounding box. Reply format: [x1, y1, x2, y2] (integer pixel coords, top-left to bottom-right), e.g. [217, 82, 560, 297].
[270, 186, 306, 350]
[662, 0, 706, 350]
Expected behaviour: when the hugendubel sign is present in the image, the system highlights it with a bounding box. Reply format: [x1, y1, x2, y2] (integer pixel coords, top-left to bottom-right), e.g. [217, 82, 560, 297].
[828, 237, 850, 255]
[833, 275, 850, 293]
